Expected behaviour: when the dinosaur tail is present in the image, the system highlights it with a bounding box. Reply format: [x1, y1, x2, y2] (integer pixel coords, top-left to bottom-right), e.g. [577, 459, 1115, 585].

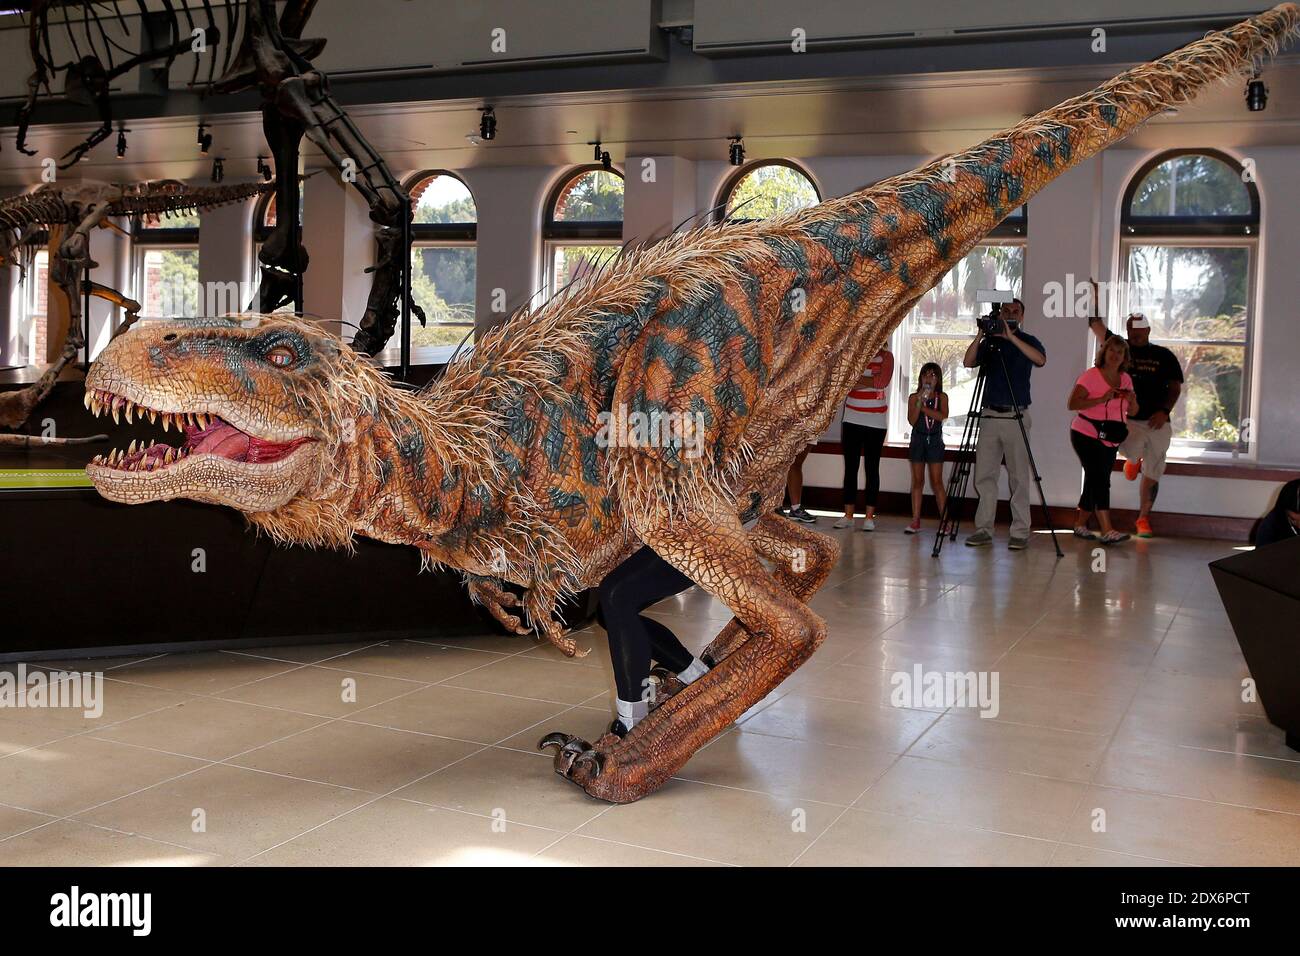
[807, 3, 1299, 319]
[112, 180, 276, 219]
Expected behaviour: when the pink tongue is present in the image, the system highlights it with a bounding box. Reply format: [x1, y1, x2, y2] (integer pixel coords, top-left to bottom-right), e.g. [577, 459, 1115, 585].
[192, 422, 251, 461]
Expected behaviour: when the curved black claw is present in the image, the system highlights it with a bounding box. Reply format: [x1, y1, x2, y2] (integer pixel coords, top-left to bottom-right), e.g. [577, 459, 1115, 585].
[537, 732, 605, 779]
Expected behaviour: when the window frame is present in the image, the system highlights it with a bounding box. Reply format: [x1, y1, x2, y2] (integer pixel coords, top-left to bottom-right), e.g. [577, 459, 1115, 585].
[542, 165, 625, 297]
[715, 159, 822, 224]
[1117, 149, 1260, 458]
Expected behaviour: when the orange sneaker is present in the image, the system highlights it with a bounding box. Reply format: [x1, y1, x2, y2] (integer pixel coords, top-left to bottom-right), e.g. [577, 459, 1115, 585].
[1123, 458, 1142, 482]
[1135, 516, 1154, 538]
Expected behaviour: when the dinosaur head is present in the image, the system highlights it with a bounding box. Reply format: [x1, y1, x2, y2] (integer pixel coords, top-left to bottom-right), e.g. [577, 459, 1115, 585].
[85, 315, 350, 512]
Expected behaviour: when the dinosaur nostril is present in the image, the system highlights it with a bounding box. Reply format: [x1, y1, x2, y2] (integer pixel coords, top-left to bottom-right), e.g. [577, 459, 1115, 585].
[163, 333, 177, 341]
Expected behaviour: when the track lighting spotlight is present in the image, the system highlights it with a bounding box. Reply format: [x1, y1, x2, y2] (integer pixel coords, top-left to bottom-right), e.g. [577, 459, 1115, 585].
[115, 128, 127, 159]
[592, 141, 612, 171]
[197, 121, 212, 155]
[479, 107, 496, 141]
[1246, 74, 1268, 112]
[257, 156, 272, 181]
[211, 156, 224, 183]
[728, 136, 745, 167]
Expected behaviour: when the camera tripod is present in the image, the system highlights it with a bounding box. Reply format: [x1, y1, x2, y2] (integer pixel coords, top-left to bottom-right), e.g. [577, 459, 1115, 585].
[932, 339, 1063, 558]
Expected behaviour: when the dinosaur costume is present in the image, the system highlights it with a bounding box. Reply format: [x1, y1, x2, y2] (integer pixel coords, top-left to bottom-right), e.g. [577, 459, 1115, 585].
[84, 7, 1298, 803]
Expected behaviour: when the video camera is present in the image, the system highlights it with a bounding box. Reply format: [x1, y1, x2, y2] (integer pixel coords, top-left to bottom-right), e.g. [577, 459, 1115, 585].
[975, 289, 1018, 337]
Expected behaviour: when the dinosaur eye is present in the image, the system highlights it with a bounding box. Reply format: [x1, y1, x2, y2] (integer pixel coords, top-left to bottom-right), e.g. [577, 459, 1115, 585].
[266, 345, 297, 368]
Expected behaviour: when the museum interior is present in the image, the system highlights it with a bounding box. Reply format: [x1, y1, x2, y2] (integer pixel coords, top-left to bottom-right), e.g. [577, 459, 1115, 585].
[1, 0, 1299, 869]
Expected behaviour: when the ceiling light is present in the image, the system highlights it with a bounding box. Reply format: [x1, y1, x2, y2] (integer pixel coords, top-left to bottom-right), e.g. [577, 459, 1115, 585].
[197, 121, 212, 155]
[211, 156, 224, 183]
[1246, 74, 1268, 112]
[728, 136, 745, 167]
[479, 107, 496, 141]
[115, 128, 127, 159]
[257, 156, 272, 181]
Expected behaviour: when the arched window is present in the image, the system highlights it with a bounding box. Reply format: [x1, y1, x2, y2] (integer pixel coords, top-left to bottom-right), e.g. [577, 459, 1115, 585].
[1119, 150, 1259, 452]
[717, 160, 819, 221]
[132, 180, 200, 321]
[543, 166, 623, 297]
[404, 171, 477, 361]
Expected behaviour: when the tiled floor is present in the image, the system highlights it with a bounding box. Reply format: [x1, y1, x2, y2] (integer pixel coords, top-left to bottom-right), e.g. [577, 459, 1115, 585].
[2, 516, 1296, 866]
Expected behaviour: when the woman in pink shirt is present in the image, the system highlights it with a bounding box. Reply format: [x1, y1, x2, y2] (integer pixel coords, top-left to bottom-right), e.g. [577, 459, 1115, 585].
[1068, 335, 1138, 543]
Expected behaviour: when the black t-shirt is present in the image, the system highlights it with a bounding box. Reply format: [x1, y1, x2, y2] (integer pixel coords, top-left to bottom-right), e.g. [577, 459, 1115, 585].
[1104, 331, 1183, 421]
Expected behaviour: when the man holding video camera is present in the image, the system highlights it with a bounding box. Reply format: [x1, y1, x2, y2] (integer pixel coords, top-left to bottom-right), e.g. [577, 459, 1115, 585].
[961, 298, 1047, 550]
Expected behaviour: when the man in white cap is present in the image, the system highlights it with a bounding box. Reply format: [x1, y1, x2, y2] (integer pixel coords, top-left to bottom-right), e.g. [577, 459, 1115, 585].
[1089, 312, 1184, 538]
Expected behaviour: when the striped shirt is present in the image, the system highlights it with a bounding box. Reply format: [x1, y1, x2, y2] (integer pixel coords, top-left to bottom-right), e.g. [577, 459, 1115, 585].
[844, 351, 890, 428]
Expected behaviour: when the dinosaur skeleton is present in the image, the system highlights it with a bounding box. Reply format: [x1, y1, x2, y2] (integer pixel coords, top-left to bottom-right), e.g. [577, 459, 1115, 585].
[0, 178, 272, 442]
[10, 0, 419, 357]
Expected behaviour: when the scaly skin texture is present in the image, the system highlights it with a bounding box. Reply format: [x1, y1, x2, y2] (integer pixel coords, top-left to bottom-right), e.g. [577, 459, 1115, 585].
[84, 7, 1298, 802]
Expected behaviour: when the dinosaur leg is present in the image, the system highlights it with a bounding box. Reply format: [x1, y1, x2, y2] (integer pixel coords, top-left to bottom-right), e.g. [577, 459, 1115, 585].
[698, 510, 839, 667]
[541, 506, 827, 802]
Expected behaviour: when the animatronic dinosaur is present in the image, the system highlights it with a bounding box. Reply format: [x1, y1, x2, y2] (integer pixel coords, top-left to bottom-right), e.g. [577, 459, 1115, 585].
[83, 7, 1299, 802]
[11, 0, 418, 354]
[0, 178, 272, 441]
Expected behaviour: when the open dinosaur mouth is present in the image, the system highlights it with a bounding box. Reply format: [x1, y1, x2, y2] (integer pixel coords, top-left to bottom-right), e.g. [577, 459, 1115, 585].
[84, 388, 313, 473]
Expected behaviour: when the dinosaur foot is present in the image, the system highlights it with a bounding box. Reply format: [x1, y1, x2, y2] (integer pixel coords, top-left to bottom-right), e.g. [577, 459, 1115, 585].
[539, 732, 607, 781]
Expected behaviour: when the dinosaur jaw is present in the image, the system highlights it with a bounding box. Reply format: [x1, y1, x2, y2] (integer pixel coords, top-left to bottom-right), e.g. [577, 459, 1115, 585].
[84, 388, 320, 511]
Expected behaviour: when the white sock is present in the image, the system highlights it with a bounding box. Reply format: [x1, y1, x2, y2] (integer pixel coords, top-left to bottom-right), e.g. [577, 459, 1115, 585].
[790, 502, 800, 510]
[677, 656, 710, 685]
[616, 697, 648, 729]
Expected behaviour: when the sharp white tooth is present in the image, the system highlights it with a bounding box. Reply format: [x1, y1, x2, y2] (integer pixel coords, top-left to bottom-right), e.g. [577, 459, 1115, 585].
[111, 401, 120, 425]
[83, 392, 92, 410]
[148, 408, 157, 424]
[164, 448, 176, 464]
[91, 396, 101, 417]
[124, 403, 134, 424]
[127, 440, 138, 455]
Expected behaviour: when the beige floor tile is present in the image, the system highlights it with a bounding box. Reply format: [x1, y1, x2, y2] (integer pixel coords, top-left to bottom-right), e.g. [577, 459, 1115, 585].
[0, 819, 221, 866]
[408, 632, 541, 655]
[248, 796, 559, 865]
[310, 640, 510, 683]
[1114, 695, 1296, 761]
[93, 697, 323, 761]
[1140, 670, 1266, 716]
[1149, 642, 1249, 680]
[1012, 632, 1159, 667]
[347, 684, 570, 744]
[1061, 785, 1300, 866]
[873, 617, 1027, 652]
[229, 720, 481, 792]
[533, 834, 722, 866]
[1096, 737, 1300, 814]
[0, 736, 204, 816]
[0, 676, 194, 734]
[497, 704, 612, 752]
[736, 693, 941, 752]
[442, 656, 613, 705]
[219, 664, 421, 718]
[839, 637, 1005, 674]
[0, 717, 75, 757]
[225, 641, 383, 664]
[777, 661, 947, 709]
[1049, 843, 1188, 866]
[992, 650, 1147, 700]
[109, 652, 302, 695]
[395, 747, 609, 830]
[854, 755, 1087, 840]
[677, 728, 897, 805]
[945, 682, 1131, 736]
[78, 762, 372, 860]
[576, 778, 839, 866]
[909, 713, 1109, 782]
[0, 802, 56, 841]
[794, 808, 1056, 866]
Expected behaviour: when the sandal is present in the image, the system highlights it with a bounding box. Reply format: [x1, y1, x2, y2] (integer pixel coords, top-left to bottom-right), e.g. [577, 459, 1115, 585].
[1098, 530, 1130, 544]
[1073, 526, 1096, 539]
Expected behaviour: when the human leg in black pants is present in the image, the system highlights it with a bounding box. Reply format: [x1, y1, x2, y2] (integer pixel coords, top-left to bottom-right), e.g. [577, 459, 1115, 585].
[597, 544, 712, 734]
[839, 421, 867, 523]
[861, 424, 888, 521]
[1070, 429, 1121, 539]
